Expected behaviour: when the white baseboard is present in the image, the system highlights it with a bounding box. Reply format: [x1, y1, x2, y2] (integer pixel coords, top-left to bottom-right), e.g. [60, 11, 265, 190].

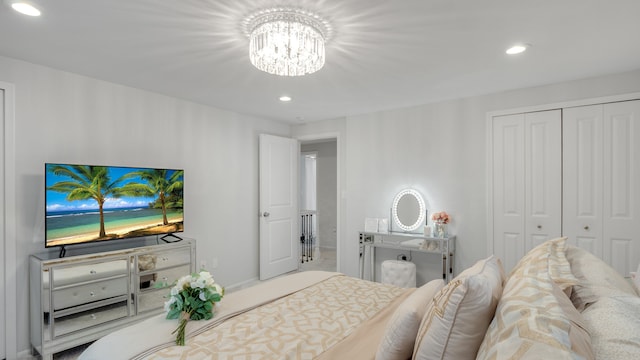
[17, 348, 37, 359]
[225, 276, 260, 293]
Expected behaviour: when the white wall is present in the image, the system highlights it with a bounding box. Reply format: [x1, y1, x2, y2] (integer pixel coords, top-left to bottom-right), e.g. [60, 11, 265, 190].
[294, 68, 640, 279]
[0, 55, 290, 355]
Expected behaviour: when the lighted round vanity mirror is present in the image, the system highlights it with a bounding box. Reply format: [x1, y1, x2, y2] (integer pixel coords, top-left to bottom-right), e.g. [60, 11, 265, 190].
[391, 189, 426, 232]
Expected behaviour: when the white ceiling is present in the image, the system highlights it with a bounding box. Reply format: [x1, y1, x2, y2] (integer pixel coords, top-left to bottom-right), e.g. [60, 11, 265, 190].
[2, 0, 640, 124]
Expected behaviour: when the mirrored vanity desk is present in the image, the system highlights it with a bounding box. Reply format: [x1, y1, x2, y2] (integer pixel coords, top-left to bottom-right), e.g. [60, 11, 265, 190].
[29, 239, 196, 360]
[359, 231, 455, 283]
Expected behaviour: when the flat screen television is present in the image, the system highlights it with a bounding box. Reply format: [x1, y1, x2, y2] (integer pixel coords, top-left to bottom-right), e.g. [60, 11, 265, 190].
[45, 163, 184, 252]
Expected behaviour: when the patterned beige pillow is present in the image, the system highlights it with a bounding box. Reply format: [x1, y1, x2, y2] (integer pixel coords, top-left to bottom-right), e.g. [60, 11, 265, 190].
[549, 278, 595, 359]
[375, 279, 444, 360]
[581, 295, 640, 360]
[565, 245, 638, 311]
[412, 256, 504, 360]
[510, 237, 578, 292]
[476, 265, 594, 360]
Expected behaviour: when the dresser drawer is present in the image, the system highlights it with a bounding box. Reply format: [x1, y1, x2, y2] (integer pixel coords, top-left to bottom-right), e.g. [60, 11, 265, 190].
[137, 264, 191, 313]
[45, 259, 128, 289]
[141, 247, 191, 271]
[51, 299, 129, 338]
[52, 276, 128, 311]
[137, 290, 171, 314]
[139, 264, 191, 290]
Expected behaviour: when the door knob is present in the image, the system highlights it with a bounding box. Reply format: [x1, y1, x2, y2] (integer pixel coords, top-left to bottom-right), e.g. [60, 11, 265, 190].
[263, 212, 270, 217]
[584, 225, 590, 231]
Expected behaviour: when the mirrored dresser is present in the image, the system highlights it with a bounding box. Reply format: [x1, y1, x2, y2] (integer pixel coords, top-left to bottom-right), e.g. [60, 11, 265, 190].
[29, 239, 195, 360]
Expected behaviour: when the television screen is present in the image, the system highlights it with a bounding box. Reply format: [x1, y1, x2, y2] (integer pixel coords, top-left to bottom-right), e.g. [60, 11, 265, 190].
[45, 163, 184, 248]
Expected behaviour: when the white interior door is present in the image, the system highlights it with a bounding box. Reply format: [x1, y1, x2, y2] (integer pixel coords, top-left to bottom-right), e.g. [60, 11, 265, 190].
[563, 100, 640, 277]
[492, 110, 562, 272]
[524, 110, 562, 249]
[563, 105, 604, 255]
[259, 134, 299, 280]
[602, 100, 640, 277]
[492, 113, 526, 272]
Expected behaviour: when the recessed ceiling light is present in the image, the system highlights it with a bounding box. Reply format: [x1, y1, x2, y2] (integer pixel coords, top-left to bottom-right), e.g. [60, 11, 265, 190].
[279, 95, 292, 102]
[506, 44, 529, 55]
[9, 1, 41, 16]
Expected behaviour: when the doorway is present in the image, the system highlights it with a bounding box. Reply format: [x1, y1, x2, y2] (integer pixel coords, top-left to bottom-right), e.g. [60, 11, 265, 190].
[299, 139, 337, 272]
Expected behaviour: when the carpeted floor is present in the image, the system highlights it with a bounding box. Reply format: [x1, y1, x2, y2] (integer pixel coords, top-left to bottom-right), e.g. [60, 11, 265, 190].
[300, 247, 337, 272]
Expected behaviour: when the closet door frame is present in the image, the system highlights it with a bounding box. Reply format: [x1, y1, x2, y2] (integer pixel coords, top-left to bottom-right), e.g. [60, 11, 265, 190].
[1, 81, 16, 360]
[486, 92, 640, 259]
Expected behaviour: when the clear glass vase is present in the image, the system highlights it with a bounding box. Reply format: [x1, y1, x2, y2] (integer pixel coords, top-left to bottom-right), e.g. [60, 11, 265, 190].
[433, 221, 447, 238]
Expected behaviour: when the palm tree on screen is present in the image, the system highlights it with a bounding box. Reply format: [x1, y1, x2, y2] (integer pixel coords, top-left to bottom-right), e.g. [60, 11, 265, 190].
[124, 169, 184, 226]
[46, 165, 149, 238]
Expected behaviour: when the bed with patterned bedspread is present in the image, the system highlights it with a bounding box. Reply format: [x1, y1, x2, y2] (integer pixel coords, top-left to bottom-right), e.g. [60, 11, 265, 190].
[79, 271, 413, 360]
[80, 239, 640, 360]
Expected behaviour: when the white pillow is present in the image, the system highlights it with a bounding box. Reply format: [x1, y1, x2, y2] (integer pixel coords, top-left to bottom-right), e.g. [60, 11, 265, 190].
[565, 246, 638, 310]
[631, 263, 640, 295]
[581, 295, 640, 360]
[412, 256, 505, 360]
[632, 272, 640, 295]
[375, 279, 444, 360]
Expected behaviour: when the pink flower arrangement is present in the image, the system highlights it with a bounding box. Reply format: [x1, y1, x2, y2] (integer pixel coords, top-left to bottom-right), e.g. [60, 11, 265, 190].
[431, 211, 450, 224]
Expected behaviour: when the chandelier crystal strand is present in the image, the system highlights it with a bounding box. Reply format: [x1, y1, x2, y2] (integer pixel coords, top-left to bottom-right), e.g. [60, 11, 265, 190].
[245, 9, 330, 76]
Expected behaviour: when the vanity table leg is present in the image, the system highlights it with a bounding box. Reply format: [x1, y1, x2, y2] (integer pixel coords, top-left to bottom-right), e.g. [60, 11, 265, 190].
[370, 245, 376, 282]
[449, 252, 454, 282]
[359, 245, 364, 279]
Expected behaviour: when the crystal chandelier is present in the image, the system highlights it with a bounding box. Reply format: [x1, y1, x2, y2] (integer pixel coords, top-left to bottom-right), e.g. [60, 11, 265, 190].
[244, 8, 331, 76]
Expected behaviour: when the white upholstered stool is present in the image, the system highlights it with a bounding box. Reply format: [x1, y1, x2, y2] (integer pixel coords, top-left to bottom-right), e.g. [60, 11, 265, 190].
[381, 260, 416, 288]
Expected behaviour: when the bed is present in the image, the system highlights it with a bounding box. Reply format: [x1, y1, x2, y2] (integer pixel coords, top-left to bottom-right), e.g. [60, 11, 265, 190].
[80, 237, 640, 360]
[79, 271, 417, 359]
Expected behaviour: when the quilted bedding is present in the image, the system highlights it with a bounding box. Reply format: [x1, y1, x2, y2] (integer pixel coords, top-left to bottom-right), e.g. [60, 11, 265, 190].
[79, 271, 410, 360]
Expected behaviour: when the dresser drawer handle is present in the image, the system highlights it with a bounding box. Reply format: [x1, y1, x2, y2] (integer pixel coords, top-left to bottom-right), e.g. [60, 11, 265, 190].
[90, 291, 95, 297]
[90, 270, 97, 274]
[90, 314, 96, 320]
[162, 277, 168, 281]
